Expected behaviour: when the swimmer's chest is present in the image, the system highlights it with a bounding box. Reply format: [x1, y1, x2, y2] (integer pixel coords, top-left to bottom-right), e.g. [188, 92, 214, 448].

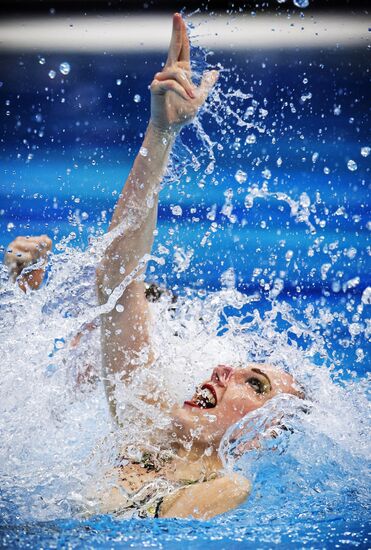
[117, 460, 209, 493]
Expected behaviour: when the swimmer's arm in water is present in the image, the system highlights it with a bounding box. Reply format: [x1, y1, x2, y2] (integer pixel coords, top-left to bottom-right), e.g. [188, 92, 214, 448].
[96, 14, 217, 419]
[158, 474, 251, 520]
[4, 235, 52, 292]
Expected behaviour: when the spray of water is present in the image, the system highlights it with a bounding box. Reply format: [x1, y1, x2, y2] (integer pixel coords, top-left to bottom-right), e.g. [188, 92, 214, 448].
[0, 13, 369, 526]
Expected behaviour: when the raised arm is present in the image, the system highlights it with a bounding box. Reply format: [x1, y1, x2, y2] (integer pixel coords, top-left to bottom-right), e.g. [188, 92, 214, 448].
[159, 474, 251, 519]
[96, 14, 217, 421]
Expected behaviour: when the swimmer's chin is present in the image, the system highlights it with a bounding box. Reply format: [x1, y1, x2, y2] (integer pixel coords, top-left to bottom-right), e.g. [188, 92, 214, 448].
[170, 404, 222, 449]
[170, 402, 219, 431]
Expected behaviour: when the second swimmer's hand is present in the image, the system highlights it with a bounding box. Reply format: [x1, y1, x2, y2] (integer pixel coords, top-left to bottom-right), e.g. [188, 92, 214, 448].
[4, 234, 52, 290]
[150, 13, 218, 135]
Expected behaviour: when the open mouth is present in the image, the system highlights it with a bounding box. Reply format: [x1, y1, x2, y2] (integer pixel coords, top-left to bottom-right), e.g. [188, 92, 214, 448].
[184, 384, 217, 409]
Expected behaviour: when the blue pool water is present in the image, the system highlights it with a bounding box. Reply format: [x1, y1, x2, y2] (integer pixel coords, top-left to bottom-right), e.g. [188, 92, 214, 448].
[0, 26, 370, 549]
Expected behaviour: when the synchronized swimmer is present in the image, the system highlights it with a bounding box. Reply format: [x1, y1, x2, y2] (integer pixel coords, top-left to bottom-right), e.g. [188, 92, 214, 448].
[4, 14, 304, 519]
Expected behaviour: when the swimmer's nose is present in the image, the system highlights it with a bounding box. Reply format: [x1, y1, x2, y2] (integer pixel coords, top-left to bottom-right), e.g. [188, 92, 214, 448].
[212, 365, 233, 387]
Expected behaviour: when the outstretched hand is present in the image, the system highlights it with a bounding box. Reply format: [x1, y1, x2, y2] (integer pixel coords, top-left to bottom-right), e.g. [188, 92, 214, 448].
[150, 13, 218, 134]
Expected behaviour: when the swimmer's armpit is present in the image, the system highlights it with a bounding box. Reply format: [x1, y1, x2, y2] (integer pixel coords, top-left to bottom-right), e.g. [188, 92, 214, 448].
[158, 474, 251, 520]
[145, 282, 177, 304]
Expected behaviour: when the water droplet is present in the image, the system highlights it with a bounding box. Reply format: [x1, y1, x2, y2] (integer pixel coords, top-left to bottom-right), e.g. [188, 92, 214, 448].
[333, 105, 341, 116]
[300, 92, 312, 102]
[116, 78, 122, 86]
[277, 157, 282, 167]
[59, 62, 70, 75]
[139, 147, 148, 157]
[347, 159, 357, 172]
[7, 222, 15, 231]
[115, 304, 124, 313]
[346, 247, 357, 259]
[261, 168, 271, 180]
[285, 250, 293, 262]
[244, 196, 253, 209]
[234, 170, 247, 184]
[158, 244, 169, 255]
[323, 166, 330, 175]
[55, 339, 64, 349]
[348, 322, 362, 337]
[39, 57, 46, 65]
[303, 77, 308, 84]
[360, 146, 370, 157]
[48, 70, 56, 79]
[205, 162, 214, 175]
[171, 205, 182, 216]
[293, 0, 309, 7]
[245, 134, 256, 144]
[331, 281, 341, 293]
[312, 152, 319, 163]
[269, 278, 284, 298]
[233, 138, 241, 151]
[344, 276, 360, 290]
[134, 94, 141, 103]
[107, 92, 112, 99]
[299, 192, 311, 208]
[321, 263, 331, 279]
[361, 287, 371, 305]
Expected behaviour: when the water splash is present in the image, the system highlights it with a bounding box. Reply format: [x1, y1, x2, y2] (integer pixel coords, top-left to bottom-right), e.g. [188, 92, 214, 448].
[1, 247, 368, 523]
[0, 10, 369, 537]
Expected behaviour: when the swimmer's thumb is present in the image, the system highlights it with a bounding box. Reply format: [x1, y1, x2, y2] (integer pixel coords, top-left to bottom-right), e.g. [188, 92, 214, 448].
[199, 70, 219, 100]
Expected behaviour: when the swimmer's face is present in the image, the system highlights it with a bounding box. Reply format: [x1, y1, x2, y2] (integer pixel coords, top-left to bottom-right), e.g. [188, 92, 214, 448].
[172, 364, 302, 447]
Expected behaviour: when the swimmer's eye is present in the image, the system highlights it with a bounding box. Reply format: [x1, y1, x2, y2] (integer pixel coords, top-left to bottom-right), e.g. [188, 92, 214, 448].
[246, 377, 266, 394]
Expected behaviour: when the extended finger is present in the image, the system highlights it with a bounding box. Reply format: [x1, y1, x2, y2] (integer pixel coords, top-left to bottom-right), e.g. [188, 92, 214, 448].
[151, 79, 189, 101]
[166, 13, 183, 67]
[197, 70, 219, 103]
[154, 69, 195, 98]
[179, 17, 191, 66]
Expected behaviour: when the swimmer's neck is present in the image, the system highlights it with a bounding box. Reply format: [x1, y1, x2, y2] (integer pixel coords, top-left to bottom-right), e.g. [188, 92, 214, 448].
[170, 440, 223, 472]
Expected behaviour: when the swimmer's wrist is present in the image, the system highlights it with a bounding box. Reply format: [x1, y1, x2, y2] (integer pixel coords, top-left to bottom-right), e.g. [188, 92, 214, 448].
[147, 121, 179, 144]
